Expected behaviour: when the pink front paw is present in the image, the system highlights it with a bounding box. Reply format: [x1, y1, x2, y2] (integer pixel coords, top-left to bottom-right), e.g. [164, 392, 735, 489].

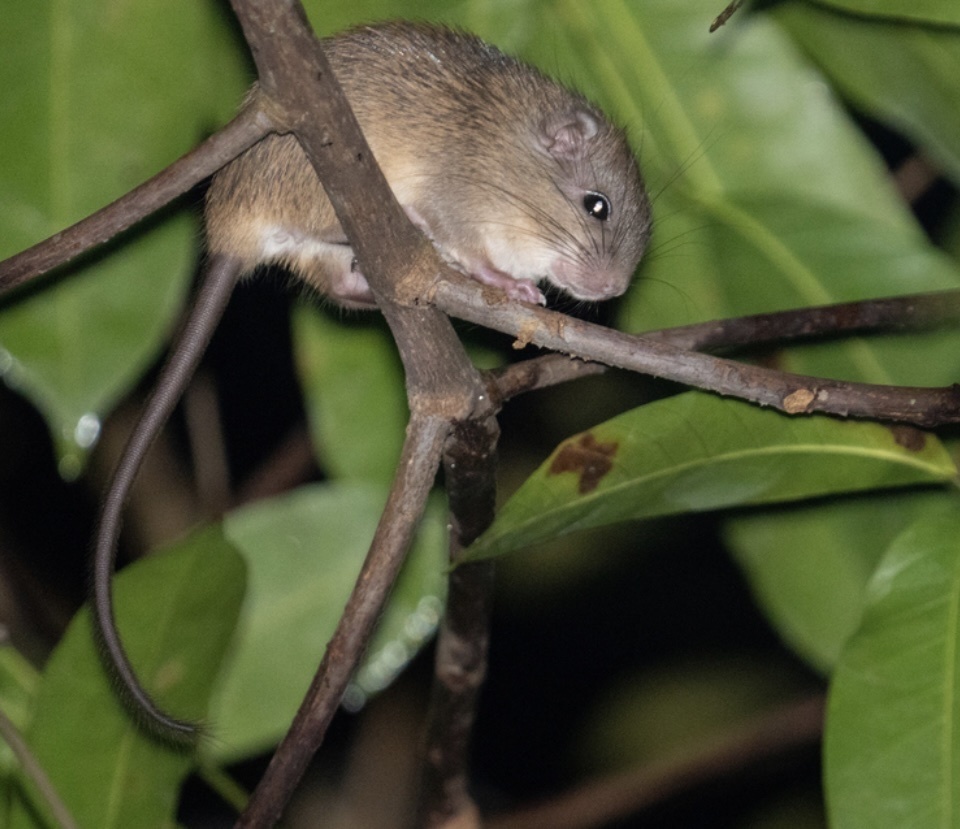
[505, 279, 547, 306]
[473, 264, 546, 306]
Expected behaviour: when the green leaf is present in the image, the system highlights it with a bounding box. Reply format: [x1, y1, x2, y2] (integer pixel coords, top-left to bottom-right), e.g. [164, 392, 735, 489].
[209, 483, 446, 764]
[556, 0, 960, 362]
[291, 306, 407, 484]
[465, 392, 956, 562]
[0, 1, 247, 475]
[7, 526, 246, 829]
[0, 230, 192, 480]
[726, 489, 953, 672]
[813, 0, 960, 27]
[777, 3, 960, 187]
[536, 0, 960, 686]
[824, 501, 960, 829]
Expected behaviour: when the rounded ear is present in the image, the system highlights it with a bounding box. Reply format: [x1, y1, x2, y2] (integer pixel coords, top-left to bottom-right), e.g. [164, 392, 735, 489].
[539, 109, 600, 160]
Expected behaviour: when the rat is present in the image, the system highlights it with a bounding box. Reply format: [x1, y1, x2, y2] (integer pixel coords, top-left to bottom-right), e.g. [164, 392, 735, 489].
[93, 21, 652, 740]
[205, 22, 651, 307]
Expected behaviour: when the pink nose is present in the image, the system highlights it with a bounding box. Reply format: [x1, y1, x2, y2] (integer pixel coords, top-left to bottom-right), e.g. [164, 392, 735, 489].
[551, 259, 630, 301]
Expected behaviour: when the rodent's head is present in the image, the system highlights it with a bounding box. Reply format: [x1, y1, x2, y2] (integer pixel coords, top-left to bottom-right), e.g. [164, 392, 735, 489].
[460, 99, 651, 303]
[539, 106, 650, 301]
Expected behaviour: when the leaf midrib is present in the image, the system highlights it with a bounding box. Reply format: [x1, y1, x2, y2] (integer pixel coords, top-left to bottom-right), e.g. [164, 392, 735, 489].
[497, 440, 955, 540]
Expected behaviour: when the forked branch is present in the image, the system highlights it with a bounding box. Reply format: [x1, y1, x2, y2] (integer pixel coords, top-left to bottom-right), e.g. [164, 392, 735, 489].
[235, 413, 451, 828]
[1, 0, 958, 826]
[222, 5, 494, 820]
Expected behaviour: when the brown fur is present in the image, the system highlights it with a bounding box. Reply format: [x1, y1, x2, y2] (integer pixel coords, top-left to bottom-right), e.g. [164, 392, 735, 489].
[205, 22, 651, 306]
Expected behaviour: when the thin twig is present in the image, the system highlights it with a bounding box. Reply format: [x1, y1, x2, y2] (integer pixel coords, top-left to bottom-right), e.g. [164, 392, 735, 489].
[641, 289, 960, 352]
[487, 694, 825, 829]
[491, 356, 608, 403]
[434, 275, 960, 426]
[233, 424, 318, 506]
[0, 104, 275, 295]
[893, 155, 941, 204]
[490, 289, 960, 401]
[0, 705, 80, 829]
[235, 413, 451, 828]
[710, 0, 744, 31]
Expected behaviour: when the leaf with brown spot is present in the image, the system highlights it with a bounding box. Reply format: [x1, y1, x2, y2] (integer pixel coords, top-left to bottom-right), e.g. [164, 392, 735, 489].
[549, 433, 619, 494]
[463, 392, 957, 562]
[888, 425, 927, 452]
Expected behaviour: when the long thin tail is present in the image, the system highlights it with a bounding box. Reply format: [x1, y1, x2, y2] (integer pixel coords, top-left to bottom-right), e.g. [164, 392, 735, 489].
[92, 254, 241, 741]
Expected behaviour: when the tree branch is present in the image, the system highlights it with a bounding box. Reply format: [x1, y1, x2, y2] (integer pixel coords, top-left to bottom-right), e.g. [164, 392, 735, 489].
[490, 289, 960, 401]
[226, 1, 485, 410]
[434, 275, 960, 426]
[416, 417, 500, 828]
[221, 4, 495, 820]
[641, 289, 960, 352]
[235, 413, 451, 828]
[0, 104, 275, 295]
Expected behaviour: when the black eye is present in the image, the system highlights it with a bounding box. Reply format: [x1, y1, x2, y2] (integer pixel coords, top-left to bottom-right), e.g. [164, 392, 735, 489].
[583, 192, 611, 221]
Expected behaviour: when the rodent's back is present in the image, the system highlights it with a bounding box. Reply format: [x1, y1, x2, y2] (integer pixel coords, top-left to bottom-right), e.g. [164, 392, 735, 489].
[326, 23, 574, 134]
[207, 24, 533, 240]
[324, 24, 622, 196]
